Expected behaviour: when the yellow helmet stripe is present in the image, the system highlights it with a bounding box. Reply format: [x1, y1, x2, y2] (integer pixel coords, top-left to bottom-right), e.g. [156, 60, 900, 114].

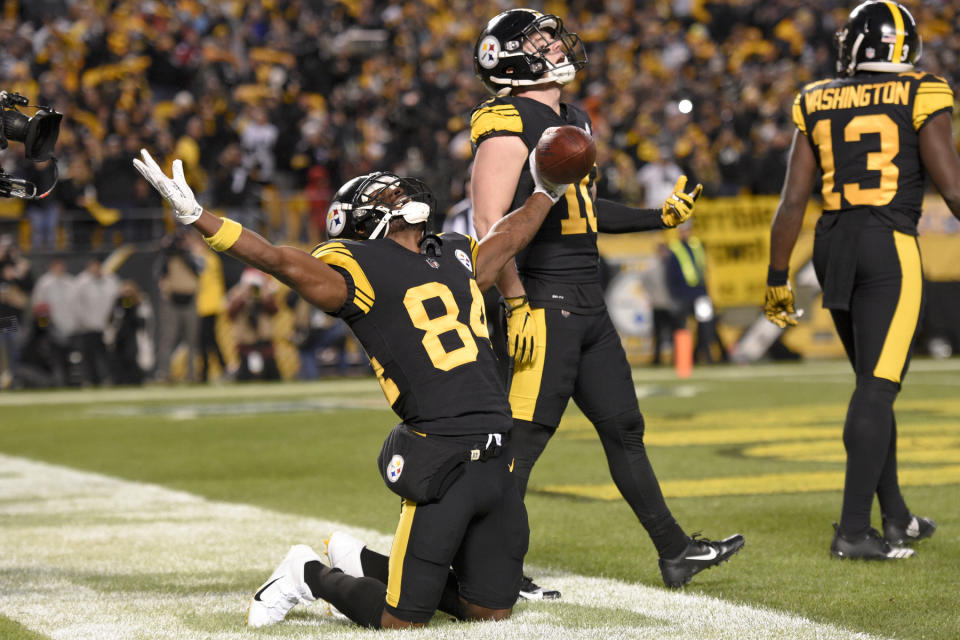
[884, 1, 905, 65]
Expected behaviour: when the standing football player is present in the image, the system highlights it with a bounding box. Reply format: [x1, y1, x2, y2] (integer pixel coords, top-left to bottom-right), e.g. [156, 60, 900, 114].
[133, 139, 570, 628]
[470, 8, 744, 592]
[765, 1, 960, 558]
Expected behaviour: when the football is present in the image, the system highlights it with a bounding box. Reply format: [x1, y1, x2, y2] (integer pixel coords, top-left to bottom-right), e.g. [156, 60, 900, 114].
[535, 125, 597, 185]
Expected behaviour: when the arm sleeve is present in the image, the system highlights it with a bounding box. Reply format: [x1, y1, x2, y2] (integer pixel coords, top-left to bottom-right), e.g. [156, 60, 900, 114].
[595, 198, 665, 233]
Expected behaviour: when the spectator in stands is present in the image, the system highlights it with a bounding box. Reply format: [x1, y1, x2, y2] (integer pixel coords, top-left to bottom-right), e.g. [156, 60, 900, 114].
[287, 291, 348, 379]
[71, 256, 118, 386]
[0, 236, 32, 388]
[187, 233, 231, 383]
[227, 269, 280, 382]
[665, 222, 728, 364]
[105, 279, 153, 386]
[153, 231, 201, 383]
[31, 257, 75, 348]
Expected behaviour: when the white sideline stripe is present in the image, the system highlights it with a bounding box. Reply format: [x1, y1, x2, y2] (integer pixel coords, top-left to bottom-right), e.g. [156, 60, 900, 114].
[0, 454, 883, 640]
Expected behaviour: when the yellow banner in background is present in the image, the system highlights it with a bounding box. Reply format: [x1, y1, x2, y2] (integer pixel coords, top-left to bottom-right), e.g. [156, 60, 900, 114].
[598, 193, 959, 362]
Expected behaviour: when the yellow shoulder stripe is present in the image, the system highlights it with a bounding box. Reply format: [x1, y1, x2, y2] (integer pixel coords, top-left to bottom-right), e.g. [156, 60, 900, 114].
[312, 242, 375, 313]
[792, 93, 806, 134]
[468, 235, 479, 270]
[471, 104, 522, 144]
[913, 79, 955, 130]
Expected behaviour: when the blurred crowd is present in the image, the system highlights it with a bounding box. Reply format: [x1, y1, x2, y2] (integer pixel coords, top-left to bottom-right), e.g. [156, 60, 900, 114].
[0, 233, 363, 388]
[0, 0, 957, 250]
[0, 0, 958, 388]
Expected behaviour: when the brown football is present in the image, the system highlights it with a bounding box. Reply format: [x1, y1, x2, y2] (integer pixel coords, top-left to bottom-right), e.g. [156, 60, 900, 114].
[535, 125, 597, 185]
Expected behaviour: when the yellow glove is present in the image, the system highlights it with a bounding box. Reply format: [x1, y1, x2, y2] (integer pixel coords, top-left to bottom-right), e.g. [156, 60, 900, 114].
[505, 296, 537, 368]
[764, 284, 799, 328]
[661, 176, 703, 228]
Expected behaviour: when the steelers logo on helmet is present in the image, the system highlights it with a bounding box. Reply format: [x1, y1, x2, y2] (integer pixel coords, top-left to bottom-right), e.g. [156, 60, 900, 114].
[326, 204, 346, 237]
[478, 36, 501, 70]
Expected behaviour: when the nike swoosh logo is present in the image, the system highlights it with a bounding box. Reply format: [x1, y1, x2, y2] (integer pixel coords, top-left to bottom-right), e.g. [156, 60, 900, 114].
[254, 577, 281, 602]
[686, 547, 719, 561]
[508, 458, 515, 473]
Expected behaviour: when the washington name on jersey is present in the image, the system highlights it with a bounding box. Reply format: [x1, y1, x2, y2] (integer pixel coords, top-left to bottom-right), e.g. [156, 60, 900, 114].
[312, 233, 511, 436]
[793, 71, 954, 233]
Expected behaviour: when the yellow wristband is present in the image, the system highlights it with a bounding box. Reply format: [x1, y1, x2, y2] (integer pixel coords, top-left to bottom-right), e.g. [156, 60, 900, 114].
[204, 218, 242, 252]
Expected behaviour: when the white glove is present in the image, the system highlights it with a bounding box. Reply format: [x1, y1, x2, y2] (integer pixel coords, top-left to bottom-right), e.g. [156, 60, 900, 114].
[132, 148, 203, 224]
[529, 129, 569, 203]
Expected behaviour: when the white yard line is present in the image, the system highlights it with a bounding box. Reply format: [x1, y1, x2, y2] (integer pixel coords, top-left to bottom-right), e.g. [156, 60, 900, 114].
[0, 453, 883, 640]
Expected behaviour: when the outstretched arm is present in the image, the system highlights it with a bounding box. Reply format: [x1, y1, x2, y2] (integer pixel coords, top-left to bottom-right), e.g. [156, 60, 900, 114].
[134, 150, 347, 312]
[596, 176, 703, 233]
[919, 111, 960, 220]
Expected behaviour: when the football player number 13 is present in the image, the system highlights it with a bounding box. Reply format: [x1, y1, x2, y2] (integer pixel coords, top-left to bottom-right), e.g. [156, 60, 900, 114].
[403, 280, 490, 371]
[812, 113, 900, 209]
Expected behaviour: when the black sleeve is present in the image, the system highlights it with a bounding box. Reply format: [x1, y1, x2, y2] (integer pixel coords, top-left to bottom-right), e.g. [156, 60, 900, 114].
[595, 199, 665, 233]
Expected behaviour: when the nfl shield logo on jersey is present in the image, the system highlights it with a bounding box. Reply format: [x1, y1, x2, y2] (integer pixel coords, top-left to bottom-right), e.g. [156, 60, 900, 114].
[455, 249, 472, 272]
[387, 455, 404, 483]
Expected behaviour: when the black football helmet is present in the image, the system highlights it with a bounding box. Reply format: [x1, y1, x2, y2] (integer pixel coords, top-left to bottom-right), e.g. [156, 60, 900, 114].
[474, 9, 587, 95]
[326, 172, 435, 240]
[836, 1, 921, 76]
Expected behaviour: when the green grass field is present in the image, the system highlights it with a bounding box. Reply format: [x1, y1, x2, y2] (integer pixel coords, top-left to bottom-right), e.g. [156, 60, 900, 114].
[1, 359, 958, 639]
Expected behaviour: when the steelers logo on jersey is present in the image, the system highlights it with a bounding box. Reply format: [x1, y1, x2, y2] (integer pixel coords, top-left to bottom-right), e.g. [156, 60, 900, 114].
[455, 249, 473, 273]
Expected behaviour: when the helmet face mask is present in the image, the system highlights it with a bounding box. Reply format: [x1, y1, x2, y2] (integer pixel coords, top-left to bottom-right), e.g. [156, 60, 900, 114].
[836, 1, 921, 76]
[327, 173, 436, 241]
[475, 9, 587, 95]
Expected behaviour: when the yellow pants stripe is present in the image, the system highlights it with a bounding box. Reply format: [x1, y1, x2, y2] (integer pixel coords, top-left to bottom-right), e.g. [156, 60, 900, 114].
[508, 307, 548, 421]
[873, 231, 922, 383]
[386, 498, 416, 608]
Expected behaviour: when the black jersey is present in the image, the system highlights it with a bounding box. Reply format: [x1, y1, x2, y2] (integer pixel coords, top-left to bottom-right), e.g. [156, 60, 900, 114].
[793, 71, 954, 234]
[312, 233, 511, 436]
[471, 95, 602, 313]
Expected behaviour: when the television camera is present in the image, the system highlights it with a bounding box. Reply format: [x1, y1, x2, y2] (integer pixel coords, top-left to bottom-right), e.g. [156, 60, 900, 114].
[0, 90, 62, 199]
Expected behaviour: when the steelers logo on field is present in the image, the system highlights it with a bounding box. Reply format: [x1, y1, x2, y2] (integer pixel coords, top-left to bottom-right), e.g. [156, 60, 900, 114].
[455, 249, 472, 272]
[478, 36, 501, 69]
[327, 204, 346, 237]
[387, 455, 404, 483]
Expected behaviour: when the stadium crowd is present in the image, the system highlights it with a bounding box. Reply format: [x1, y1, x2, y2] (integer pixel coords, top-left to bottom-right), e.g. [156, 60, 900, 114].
[1, 0, 958, 388]
[2, 0, 958, 246]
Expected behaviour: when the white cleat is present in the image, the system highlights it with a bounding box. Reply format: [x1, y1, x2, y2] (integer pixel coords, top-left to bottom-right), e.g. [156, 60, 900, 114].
[325, 531, 366, 578]
[247, 544, 320, 627]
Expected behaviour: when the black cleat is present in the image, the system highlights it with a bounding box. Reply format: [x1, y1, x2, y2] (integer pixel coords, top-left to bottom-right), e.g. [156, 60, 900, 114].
[659, 533, 745, 588]
[518, 575, 561, 600]
[830, 524, 916, 559]
[882, 515, 936, 546]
